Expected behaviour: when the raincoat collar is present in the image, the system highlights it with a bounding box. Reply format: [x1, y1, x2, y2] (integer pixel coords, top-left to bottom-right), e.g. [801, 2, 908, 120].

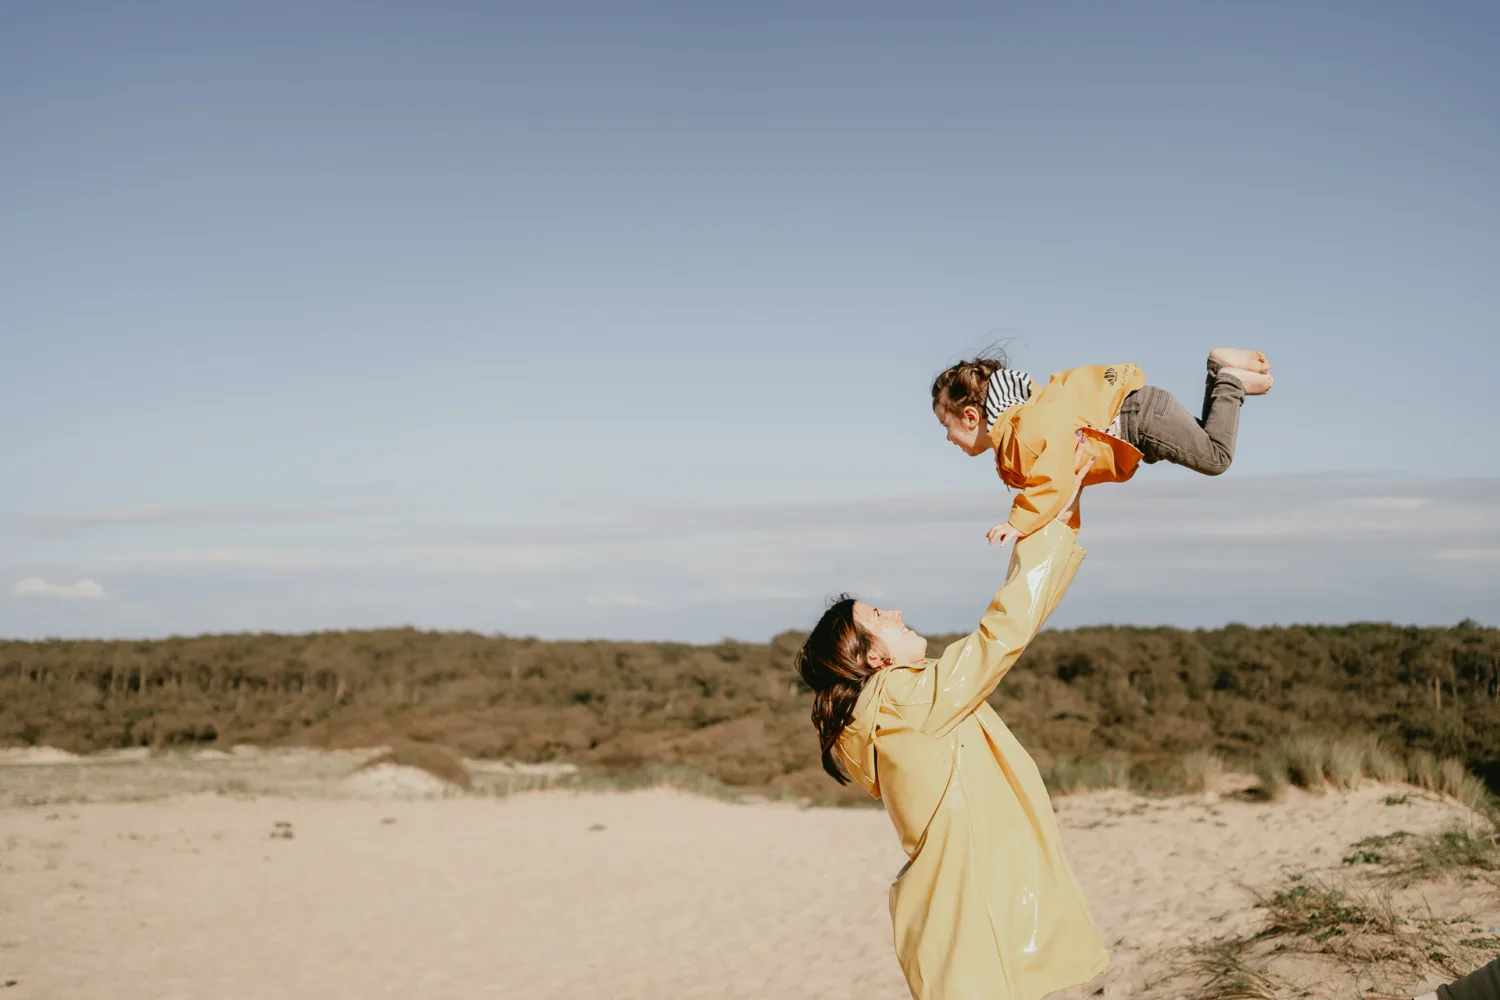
[839, 661, 930, 798]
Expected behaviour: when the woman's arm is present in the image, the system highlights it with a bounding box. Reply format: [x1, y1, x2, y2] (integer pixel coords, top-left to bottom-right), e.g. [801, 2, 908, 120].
[919, 519, 1086, 738]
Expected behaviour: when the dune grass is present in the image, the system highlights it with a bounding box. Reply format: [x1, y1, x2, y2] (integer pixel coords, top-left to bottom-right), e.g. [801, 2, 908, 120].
[1362, 740, 1409, 784]
[579, 763, 746, 802]
[1281, 735, 1328, 791]
[1260, 876, 1402, 941]
[1344, 826, 1500, 886]
[1252, 737, 1493, 812]
[1255, 750, 1290, 801]
[1182, 945, 1279, 1000]
[353, 747, 750, 803]
[1038, 754, 1135, 795]
[1258, 871, 1497, 977]
[1039, 749, 1237, 797]
[1178, 866, 1499, 999]
[465, 762, 751, 802]
[356, 741, 473, 789]
[1181, 750, 1227, 794]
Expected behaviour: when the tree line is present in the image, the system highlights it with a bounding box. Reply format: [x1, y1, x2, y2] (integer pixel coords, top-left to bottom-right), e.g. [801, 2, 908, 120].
[2, 620, 1496, 802]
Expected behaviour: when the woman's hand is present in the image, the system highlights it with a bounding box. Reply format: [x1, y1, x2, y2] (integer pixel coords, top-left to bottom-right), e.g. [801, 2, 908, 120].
[1059, 430, 1096, 522]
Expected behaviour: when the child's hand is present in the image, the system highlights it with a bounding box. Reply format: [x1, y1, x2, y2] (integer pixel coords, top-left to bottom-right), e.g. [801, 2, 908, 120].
[986, 521, 1022, 547]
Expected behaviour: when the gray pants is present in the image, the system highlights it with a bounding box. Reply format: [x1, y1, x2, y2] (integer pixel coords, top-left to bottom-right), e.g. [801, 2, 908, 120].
[1115, 359, 1246, 476]
[1436, 956, 1500, 1000]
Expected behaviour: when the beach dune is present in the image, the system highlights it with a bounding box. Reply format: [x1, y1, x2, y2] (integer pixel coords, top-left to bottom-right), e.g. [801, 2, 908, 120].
[1, 762, 1488, 1000]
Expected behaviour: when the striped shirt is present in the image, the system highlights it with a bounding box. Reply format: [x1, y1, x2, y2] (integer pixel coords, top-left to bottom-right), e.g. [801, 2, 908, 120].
[984, 368, 1035, 425]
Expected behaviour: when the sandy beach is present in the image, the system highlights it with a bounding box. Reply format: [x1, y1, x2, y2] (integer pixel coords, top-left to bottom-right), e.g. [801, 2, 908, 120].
[1, 750, 1493, 1000]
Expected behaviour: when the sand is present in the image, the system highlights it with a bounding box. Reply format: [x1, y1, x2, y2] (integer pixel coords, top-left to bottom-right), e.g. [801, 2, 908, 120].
[0, 757, 1489, 1000]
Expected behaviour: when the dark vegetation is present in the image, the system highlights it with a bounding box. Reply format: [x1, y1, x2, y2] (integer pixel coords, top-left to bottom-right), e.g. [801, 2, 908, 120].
[2, 621, 1497, 804]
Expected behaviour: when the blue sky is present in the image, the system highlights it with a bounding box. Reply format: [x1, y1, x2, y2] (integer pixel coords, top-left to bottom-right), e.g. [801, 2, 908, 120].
[3, 2, 1497, 641]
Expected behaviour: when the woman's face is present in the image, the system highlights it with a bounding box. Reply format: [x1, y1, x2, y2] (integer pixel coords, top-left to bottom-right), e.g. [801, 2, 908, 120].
[936, 403, 989, 457]
[853, 602, 928, 667]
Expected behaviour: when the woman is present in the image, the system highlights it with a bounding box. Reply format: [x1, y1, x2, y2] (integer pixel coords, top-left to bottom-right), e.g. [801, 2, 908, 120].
[795, 440, 1107, 1000]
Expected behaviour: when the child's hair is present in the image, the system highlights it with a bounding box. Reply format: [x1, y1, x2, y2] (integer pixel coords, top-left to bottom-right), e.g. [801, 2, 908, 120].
[931, 347, 1009, 419]
[794, 595, 878, 785]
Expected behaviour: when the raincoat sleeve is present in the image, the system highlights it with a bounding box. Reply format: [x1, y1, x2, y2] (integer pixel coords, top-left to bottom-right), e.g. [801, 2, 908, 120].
[920, 521, 1085, 739]
[1007, 430, 1079, 537]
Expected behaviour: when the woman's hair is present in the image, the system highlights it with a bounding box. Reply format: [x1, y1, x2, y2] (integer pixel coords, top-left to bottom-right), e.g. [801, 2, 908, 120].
[931, 346, 1010, 419]
[795, 595, 883, 784]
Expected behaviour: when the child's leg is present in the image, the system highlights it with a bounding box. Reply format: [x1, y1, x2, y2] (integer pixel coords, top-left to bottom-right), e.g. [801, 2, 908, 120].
[1116, 363, 1248, 475]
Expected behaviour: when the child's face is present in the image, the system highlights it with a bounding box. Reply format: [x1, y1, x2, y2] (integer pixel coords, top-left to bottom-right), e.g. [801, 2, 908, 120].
[935, 404, 989, 457]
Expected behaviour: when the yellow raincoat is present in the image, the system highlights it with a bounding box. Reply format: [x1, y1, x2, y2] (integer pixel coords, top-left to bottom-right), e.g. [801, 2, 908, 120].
[835, 522, 1107, 1000]
[989, 363, 1148, 537]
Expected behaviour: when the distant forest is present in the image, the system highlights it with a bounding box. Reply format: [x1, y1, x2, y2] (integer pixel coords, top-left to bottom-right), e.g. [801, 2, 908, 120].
[2, 622, 1497, 803]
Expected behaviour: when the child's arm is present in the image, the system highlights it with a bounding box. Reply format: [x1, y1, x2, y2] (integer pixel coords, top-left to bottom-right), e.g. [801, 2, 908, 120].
[989, 430, 1088, 545]
[1008, 430, 1086, 537]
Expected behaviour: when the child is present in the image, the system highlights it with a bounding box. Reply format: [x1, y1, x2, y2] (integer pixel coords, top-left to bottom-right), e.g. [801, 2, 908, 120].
[932, 348, 1273, 545]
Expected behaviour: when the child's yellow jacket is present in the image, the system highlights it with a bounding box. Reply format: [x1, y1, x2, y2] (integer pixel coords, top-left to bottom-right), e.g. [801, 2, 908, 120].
[835, 523, 1108, 1000]
[987, 363, 1148, 536]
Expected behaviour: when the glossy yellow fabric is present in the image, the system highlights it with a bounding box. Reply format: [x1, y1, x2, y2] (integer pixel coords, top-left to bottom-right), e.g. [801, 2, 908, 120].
[987, 363, 1148, 536]
[836, 523, 1107, 1000]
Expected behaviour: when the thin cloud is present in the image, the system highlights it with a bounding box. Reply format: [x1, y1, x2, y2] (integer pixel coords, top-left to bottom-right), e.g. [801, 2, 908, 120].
[587, 590, 660, 608]
[8, 475, 1498, 639]
[101, 543, 581, 575]
[1435, 548, 1500, 562]
[1355, 496, 1429, 510]
[13, 578, 108, 600]
[102, 548, 333, 570]
[414, 475, 1500, 545]
[59, 476, 1500, 585]
[23, 505, 395, 537]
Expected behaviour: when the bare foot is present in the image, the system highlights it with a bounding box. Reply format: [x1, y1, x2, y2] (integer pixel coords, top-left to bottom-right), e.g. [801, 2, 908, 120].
[1210, 347, 1271, 373]
[1218, 366, 1274, 394]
